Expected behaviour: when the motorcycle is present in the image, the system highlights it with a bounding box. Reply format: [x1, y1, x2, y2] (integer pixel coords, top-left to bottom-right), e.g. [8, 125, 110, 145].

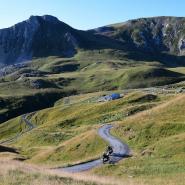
[102, 146, 114, 164]
[102, 153, 110, 163]
[106, 146, 113, 155]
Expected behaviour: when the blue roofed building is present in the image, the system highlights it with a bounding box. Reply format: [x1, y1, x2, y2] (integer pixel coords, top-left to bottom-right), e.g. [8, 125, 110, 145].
[98, 93, 121, 102]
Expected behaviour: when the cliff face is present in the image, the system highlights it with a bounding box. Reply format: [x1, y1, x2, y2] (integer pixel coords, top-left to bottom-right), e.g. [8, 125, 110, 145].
[93, 17, 185, 56]
[0, 15, 80, 65]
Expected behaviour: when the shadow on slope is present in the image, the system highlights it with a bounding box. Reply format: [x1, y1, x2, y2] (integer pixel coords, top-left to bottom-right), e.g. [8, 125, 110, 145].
[0, 145, 18, 154]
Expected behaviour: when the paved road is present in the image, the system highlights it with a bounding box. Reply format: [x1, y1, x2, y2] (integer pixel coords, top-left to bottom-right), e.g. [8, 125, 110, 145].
[1, 117, 130, 173]
[21, 114, 36, 130]
[59, 124, 130, 173]
[0, 114, 35, 145]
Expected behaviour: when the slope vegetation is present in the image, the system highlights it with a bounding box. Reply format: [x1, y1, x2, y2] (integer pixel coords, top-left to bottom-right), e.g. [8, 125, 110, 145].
[93, 94, 185, 185]
[1, 50, 185, 123]
[0, 91, 166, 167]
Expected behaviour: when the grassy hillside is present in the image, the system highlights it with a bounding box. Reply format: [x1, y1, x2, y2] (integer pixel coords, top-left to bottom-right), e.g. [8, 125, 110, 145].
[0, 91, 170, 167]
[0, 90, 185, 184]
[92, 94, 185, 185]
[0, 89, 75, 123]
[1, 157, 166, 185]
[1, 50, 185, 123]
[0, 158, 106, 185]
[2, 51, 185, 96]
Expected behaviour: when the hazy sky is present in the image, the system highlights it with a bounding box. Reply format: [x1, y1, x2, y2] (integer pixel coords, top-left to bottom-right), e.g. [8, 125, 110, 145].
[0, 0, 184, 30]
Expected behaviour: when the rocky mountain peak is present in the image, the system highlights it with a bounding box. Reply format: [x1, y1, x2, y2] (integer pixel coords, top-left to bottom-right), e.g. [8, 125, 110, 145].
[27, 15, 60, 25]
[0, 15, 76, 65]
[41, 15, 60, 23]
[23, 15, 62, 29]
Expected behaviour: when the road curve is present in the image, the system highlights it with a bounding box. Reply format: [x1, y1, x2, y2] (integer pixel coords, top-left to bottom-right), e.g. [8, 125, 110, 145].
[0, 114, 35, 145]
[21, 114, 36, 130]
[59, 124, 130, 173]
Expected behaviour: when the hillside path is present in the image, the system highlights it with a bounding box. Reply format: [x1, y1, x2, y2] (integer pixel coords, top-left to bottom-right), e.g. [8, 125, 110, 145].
[0, 114, 35, 145]
[58, 124, 130, 173]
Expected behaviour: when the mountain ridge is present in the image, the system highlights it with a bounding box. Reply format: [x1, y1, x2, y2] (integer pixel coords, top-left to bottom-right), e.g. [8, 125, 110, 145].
[1, 15, 185, 66]
[0, 15, 123, 65]
[92, 16, 185, 55]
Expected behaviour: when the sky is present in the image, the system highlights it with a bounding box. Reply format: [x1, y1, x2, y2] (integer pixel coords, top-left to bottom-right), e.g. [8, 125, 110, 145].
[0, 0, 184, 30]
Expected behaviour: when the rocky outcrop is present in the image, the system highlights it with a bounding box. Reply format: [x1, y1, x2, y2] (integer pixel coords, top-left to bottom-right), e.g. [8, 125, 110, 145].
[93, 16, 185, 56]
[0, 15, 80, 65]
[0, 15, 79, 65]
[0, 15, 124, 66]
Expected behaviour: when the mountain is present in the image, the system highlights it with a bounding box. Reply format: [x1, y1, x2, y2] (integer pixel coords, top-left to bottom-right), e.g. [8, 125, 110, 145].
[2, 15, 185, 66]
[90, 16, 185, 65]
[0, 15, 122, 65]
[92, 16, 185, 54]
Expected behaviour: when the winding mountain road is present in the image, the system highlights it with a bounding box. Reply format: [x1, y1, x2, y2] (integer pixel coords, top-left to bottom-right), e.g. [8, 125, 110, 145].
[21, 114, 36, 130]
[1, 114, 130, 173]
[59, 124, 130, 173]
[0, 114, 35, 145]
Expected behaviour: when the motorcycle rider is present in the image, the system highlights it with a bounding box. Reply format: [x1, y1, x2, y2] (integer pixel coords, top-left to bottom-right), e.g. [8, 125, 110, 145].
[106, 146, 113, 155]
[102, 146, 114, 163]
[102, 152, 109, 163]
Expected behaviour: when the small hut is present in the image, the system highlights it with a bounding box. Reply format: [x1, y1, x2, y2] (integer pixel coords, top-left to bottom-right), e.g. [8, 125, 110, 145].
[98, 93, 121, 102]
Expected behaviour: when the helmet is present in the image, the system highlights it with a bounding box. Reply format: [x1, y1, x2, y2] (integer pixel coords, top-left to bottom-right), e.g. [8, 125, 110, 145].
[108, 146, 112, 150]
